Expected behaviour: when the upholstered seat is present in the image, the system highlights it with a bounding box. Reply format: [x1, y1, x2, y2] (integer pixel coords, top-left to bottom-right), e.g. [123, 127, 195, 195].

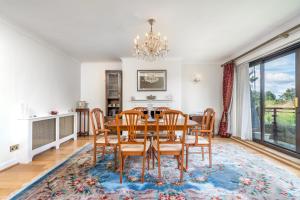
[96, 135, 118, 144]
[96, 135, 127, 144]
[185, 135, 209, 145]
[153, 140, 182, 152]
[121, 141, 150, 152]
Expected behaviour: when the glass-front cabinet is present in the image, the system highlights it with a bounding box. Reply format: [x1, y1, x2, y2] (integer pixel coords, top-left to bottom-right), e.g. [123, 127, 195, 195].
[105, 70, 122, 117]
[249, 43, 300, 158]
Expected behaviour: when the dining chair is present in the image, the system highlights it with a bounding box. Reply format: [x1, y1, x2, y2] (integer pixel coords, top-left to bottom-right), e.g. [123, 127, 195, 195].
[90, 108, 118, 168]
[132, 107, 148, 113]
[185, 108, 215, 169]
[155, 107, 170, 114]
[116, 110, 151, 183]
[152, 110, 188, 182]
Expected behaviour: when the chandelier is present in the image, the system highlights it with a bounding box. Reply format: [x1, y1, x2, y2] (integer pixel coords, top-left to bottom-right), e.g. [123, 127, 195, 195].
[134, 18, 169, 60]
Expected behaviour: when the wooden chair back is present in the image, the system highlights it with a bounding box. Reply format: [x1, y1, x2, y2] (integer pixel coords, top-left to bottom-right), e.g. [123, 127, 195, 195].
[132, 107, 148, 119]
[116, 110, 148, 145]
[90, 108, 106, 142]
[201, 108, 215, 132]
[155, 107, 170, 112]
[132, 107, 148, 112]
[155, 110, 188, 144]
[154, 107, 170, 119]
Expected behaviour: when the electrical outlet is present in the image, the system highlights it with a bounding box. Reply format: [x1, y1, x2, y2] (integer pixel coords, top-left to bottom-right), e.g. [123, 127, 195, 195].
[10, 144, 19, 152]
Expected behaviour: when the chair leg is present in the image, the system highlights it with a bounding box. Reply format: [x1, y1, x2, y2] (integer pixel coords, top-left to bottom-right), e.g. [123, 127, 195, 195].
[152, 148, 155, 169]
[114, 146, 117, 170]
[141, 152, 146, 183]
[176, 156, 180, 169]
[119, 151, 123, 183]
[201, 147, 204, 161]
[93, 144, 97, 165]
[180, 150, 184, 182]
[157, 153, 161, 179]
[186, 145, 189, 171]
[102, 146, 106, 160]
[209, 145, 212, 168]
[122, 155, 125, 171]
[147, 149, 150, 170]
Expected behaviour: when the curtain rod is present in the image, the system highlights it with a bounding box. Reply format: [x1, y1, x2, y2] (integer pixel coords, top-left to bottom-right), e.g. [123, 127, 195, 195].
[222, 24, 300, 67]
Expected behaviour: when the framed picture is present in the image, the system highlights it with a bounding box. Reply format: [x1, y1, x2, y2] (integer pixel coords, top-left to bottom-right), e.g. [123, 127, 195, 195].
[137, 70, 167, 91]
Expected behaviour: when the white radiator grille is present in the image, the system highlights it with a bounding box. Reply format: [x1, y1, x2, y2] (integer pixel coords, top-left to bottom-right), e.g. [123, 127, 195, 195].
[32, 119, 56, 150]
[59, 116, 74, 139]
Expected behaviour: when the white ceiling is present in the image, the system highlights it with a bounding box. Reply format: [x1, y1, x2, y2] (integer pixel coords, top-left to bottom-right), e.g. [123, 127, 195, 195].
[0, 0, 300, 63]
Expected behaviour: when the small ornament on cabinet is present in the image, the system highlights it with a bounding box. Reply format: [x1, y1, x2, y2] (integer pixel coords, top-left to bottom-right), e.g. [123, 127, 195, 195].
[50, 110, 58, 115]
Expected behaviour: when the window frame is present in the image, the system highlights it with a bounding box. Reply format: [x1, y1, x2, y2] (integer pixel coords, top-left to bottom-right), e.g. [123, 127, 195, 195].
[249, 42, 300, 158]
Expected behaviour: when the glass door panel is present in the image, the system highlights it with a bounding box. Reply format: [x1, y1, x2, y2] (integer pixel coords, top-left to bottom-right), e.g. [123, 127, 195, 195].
[263, 53, 296, 151]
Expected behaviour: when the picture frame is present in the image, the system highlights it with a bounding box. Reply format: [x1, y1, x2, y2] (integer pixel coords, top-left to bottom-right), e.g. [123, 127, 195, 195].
[137, 70, 167, 91]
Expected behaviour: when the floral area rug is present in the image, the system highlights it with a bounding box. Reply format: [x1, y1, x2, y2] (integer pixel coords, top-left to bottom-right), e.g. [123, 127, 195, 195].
[11, 143, 300, 200]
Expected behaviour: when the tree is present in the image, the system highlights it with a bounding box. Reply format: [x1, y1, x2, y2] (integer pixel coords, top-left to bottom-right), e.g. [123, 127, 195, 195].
[265, 91, 276, 101]
[279, 88, 295, 102]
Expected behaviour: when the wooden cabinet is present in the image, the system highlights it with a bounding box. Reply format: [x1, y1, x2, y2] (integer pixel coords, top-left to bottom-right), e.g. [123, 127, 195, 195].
[189, 113, 215, 137]
[76, 108, 89, 136]
[189, 114, 203, 124]
[106, 70, 122, 117]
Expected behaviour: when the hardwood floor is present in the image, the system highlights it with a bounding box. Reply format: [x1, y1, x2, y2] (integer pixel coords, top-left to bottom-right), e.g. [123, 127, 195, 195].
[0, 137, 91, 200]
[0, 136, 299, 199]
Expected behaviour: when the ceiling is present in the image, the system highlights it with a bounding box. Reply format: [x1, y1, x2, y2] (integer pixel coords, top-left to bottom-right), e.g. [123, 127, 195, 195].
[0, 0, 300, 63]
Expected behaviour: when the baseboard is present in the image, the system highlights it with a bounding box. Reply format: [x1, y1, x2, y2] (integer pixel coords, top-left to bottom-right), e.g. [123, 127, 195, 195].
[0, 158, 18, 171]
[231, 136, 300, 170]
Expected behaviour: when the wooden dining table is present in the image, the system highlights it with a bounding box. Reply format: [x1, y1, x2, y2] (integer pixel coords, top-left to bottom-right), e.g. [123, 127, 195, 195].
[105, 118, 199, 131]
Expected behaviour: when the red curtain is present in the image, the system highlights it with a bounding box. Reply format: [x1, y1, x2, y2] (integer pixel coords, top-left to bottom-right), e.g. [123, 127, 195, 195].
[218, 61, 234, 137]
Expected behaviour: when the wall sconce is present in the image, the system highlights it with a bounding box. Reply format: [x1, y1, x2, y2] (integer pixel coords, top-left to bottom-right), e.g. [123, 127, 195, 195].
[193, 73, 201, 83]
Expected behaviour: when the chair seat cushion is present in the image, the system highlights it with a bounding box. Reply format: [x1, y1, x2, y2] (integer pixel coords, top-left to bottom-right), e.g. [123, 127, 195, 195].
[185, 135, 209, 145]
[153, 140, 182, 152]
[96, 135, 126, 144]
[120, 141, 150, 152]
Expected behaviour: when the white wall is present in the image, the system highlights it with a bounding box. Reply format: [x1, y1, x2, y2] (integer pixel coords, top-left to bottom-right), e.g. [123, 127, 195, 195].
[80, 62, 122, 113]
[121, 58, 182, 110]
[81, 60, 223, 133]
[181, 64, 223, 131]
[0, 19, 81, 170]
[234, 15, 300, 65]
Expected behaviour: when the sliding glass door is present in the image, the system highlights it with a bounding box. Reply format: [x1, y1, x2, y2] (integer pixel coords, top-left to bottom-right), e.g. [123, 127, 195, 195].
[263, 53, 296, 151]
[250, 44, 300, 157]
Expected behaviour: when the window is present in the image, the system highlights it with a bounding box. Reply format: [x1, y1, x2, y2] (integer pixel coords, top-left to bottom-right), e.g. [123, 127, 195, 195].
[249, 43, 300, 158]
